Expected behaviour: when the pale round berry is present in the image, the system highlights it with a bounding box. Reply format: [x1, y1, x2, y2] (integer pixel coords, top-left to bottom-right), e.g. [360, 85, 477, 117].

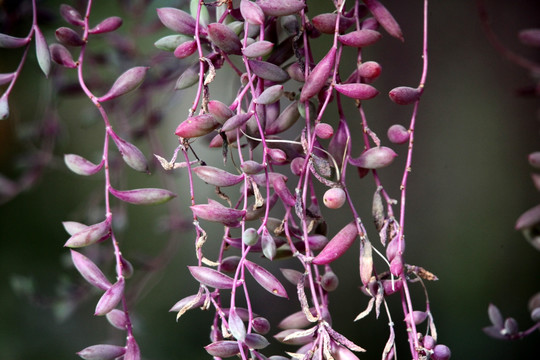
[387, 124, 409, 144]
[242, 228, 259, 246]
[315, 123, 334, 139]
[323, 187, 346, 209]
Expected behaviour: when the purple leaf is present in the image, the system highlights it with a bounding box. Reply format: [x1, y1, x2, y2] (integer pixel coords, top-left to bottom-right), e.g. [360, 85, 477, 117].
[362, 0, 404, 41]
[334, 83, 379, 100]
[254, 85, 284, 105]
[207, 22, 242, 55]
[110, 134, 148, 173]
[240, 160, 265, 175]
[389, 86, 422, 105]
[278, 308, 317, 330]
[300, 47, 336, 102]
[221, 112, 254, 132]
[252, 316, 271, 335]
[64, 218, 111, 248]
[349, 146, 397, 169]
[515, 204, 540, 230]
[312, 13, 355, 34]
[208, 100, 234, 123]
[156, 7, 198, 36]
[240, 0, 265, 25]
[105, 309, 127, 330]
[77, 344, 126, 360]
[243, 40, 274, 58]
[173, 40, 197, 59]
[338, 29, 382, 47]
[71, 250, 112, 291]
[89, 17, 123, 34]
[124, 336, 140, 360]
[98, 66, 149, 102]
[175, 114, 219, 138]
[204, 340, 240, 358]
[188, 266, 236, 289]
[244, 333, 270, 349]
[64, 154, 103, 176]
[228, 308, 247, 341]
[244, 260, 288, 298]
[94, 278, 125, 316]
[50, 43, 77, 68]
[193, 165, 244, 188]
[55, 27, 85, 47]
[248, 60, 290, 83]
[110, 187, 176, 205]
[34, 25, 51, 77]
[60, 5, 84, 27]
[0, 33, 30, 48]
[0, 72, 15, 86]
[190, 202, 245, 226]
[312, 221, 358, 265]
[265, 100, 300, 135]
[256, 0, 305, 17]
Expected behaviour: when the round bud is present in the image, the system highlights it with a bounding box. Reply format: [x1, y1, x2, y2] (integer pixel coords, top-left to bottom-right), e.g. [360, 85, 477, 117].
[431, 344, 451, 360]
[268, 148, 287, 164]
[387, 124, 409, 144]
[323, 188, 346, 209]
[321, 271, 339, 292]
[315, 123, 334, 139]
[423, 335, 436, 350]
[290, 157, 305, 176]
[242, 228, 259, 246]
[252, 317, 271, 334]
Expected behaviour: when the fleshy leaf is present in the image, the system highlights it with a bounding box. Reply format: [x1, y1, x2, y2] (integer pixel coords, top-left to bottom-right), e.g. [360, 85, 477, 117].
[228, 308, 247, 341]
[204, 340, 240, 358]
[64, 154, 103, 176]
[0, 33, 30, 48]
[300, 47, 336, 102]
[94, 278, 125, 316]
[71, 250, 112, 291]
[89, 17, 123, 34]
[245, 260, 288, 298]
[77, 344, 126, 360]
[256, 0, 305, 17]
[312, 221, 358, 265]
[109, 187, 175, 205]
[188, 266, 236, 289]
[349, 146, 397, 169]
[362, 0, 404, 41]
[106, 309, 128, 330]
[64, 218, 111, 248]
[124, 336, 140, 360]
[50, 43, 77, 68]
[34, 25, 51, 77]
[110, 134, 148, 173]
[157, 7, 198, 36]
[99, 66, 148, 102]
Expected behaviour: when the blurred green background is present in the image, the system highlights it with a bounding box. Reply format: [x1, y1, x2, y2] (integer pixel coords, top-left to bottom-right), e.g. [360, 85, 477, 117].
[1, 0, 539, 359]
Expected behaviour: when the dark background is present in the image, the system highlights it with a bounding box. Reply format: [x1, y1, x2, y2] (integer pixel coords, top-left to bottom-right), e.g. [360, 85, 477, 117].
[1, 0, 539, 359]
